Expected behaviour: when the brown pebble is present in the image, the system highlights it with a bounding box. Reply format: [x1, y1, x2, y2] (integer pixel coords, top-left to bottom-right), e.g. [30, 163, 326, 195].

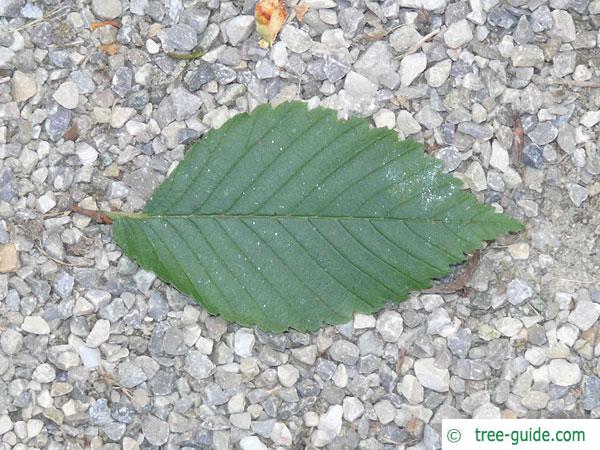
[0, 243, 20, 273]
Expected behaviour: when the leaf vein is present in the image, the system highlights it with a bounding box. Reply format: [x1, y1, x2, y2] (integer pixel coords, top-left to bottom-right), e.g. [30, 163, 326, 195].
[368, 220, 447, 274]
[213, 218, 305, 328]
[307, 218, 398, 298]
[288, 131, 390, 212]
[240, 219, 347, 324]
[403, 220, 460, 262]
[225, 108, 331, 213]
[139, 221, 199, 298]
[315, 144, 421, 215]
[183, 218, 277, 328]
[338, 220, 424, 287]
[276, 218, 377, 311]
[161, 119, 234, 213]
[251, 119, 363, 213]
[162, 219, 230, 315]
[192, 106, 264, 213]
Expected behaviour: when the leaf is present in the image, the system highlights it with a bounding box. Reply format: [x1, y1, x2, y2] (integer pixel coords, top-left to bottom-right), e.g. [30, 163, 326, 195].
[255, 0, 288, 46]
[109, 101, 522, 332]
[99, 43, 121, 55]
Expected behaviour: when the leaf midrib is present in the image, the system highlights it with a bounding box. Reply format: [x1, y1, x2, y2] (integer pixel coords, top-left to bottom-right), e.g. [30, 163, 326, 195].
[111, 212, 497, 224]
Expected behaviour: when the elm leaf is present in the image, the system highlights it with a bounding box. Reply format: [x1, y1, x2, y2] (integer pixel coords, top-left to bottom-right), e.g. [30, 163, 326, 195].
[109, 101, 522, 332]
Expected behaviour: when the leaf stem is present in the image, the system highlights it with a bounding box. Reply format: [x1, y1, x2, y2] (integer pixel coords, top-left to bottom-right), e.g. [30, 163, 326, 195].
[70, 205, 145, 223]
[70, 205, 114, 224]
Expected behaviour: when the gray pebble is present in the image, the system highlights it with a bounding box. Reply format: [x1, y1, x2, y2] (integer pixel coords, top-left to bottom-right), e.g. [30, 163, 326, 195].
[584, 376, 600, 410]
[448, 328, 472, 358]
[44, 105, 71, 141]
[328, 340, 359, 365]
[185, 351, 215, 380]
[111, 403, 136, 424]
[147, 292, 169, 321]
[455, 359, 491, 380]
[514, 16, 534, 45]
[184, 63, 215, 90]
[111, 67, 134, 98]
[0, 328, 23, 355]
[89, 399, 112, 426]
[488, 6, 517, 29]
[507, 279, 534, 305]
[566, 183, 588, 207]
[223, 16, 254, 47]
[522, 144, 544, 168]
[166, 24, 198, 51]
[117, 361, 147, 388]
[91, 0, 122, 19]
[458, 122, 494, 140]
[142, 414, 170, 446]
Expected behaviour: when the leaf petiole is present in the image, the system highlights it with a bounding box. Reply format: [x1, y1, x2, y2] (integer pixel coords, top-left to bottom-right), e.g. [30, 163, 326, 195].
[69, 205, 144, 224]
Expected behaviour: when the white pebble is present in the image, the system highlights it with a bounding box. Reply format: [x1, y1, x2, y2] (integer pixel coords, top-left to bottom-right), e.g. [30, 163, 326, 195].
[21, 316, 50, 335]
[86, 319, 110, 348]
[53, 81, 79, 109]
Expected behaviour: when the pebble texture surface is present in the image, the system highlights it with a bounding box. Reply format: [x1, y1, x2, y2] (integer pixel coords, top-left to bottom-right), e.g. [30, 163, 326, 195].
[0, 0, 599, 449]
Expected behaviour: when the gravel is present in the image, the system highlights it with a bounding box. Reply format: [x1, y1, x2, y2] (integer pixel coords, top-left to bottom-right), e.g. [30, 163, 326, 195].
[141, 415, 170, 446]
[91, 0, 122, 20]
[53, 81, 80, 109]
[400, 52, 427, 87]
[0, 243, 19, 272]
[280, 25, 314, 53]
[444, 19, 474, 48]
[507, 279, 535, 305]
[548, 359, 582, 386]
[21, 316, 50, 335]
[224, 15, 255, 47]
[240, 435, 268, 450]
[11, 71, 37, 102]
[569, 301, 600, 330]
[1, 1, 599, 447]
[414, 358, 450, 392]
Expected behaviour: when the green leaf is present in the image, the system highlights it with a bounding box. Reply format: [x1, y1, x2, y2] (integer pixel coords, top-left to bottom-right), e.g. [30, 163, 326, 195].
[110, 101, 522, 332]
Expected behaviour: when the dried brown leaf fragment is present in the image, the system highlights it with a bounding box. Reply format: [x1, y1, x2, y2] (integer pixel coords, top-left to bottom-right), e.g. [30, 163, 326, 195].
[255, 0, 288, 46]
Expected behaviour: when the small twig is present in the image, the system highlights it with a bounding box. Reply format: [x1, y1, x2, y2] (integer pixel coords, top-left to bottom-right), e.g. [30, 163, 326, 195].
[395, 348, 407, 374]
[398, 29, 441, 58]
[365, 25, 393, 42]
[35, 244, 92, 267]
[43, 210, 71, 219]
[90, 19, 121, 31]
[422, 251, 481, 294]
[70, 205, 113, 224]
[527, 301, 543, 317]
[546, 78, 600, 89]
[547, 153, 570, 165]
[12, 5, 69, 32]
[166, 48, 206, 60]
[51, 40, 85, 48]
[97, 367, 135, 400]
[557, 278, 600, 284]
[511, 114, 524, 168]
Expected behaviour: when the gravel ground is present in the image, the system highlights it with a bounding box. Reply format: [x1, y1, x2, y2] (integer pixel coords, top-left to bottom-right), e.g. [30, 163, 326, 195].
[1, 0, 600, 448]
